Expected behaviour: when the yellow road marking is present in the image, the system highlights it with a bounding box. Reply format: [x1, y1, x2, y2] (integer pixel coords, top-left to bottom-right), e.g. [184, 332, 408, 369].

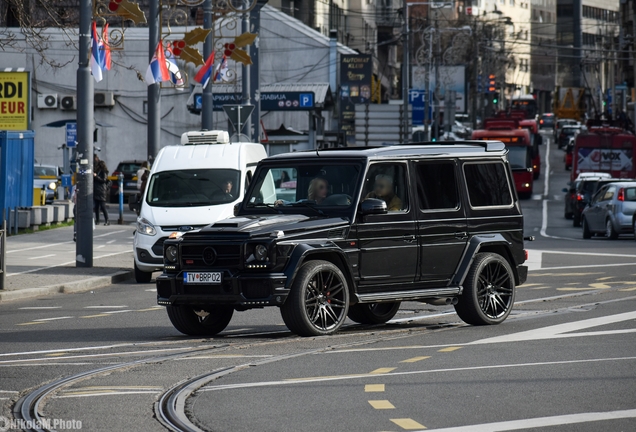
[45, 352, 66, 357]
[518, 283, 544, 287]
[557, 288, 601, 291]
[401, 356, 431, 363]
[529, 272, 603, 277]
[80, 314, 109, 318]
[589, 283, 611, 289]
[365, 384, 385, 392]
[370, 368, 396, 374]
[438, 346, 462, 352]
[368, 400, 395, 409]
[565, 282, 581, 285]
[596, 276, 614, 281]
[530, 287, 551, 290]
[390, 418, 426, 430]
[16, 322, 45, 326]
[137, 307, 163, 312]
[619, 287, 636, 291]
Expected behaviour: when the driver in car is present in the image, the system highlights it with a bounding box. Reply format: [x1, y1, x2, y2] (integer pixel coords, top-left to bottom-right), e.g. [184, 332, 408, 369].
[275, 177, 329, 206]
[365, 174, 402, 211]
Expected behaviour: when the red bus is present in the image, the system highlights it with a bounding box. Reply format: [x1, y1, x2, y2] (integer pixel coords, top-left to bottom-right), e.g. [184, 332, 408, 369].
[519, 118, 541, 180]
[472, 128, 534, 198]
[572, 126, 636, 181]
[510, 94, 538, 119]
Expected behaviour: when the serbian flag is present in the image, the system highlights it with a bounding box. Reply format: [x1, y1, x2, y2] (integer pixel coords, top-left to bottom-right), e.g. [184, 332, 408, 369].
[214, 55, 228, 82]
[194, 52, 215, 88]
[145, 41, 170, 85]
[102, 23, 111, 70]
[165, 43, 184, 89]
[90, 21, 104, 82]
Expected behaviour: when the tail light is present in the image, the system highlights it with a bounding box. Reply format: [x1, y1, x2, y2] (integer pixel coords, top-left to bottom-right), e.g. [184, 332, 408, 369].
[540, 119, 544, 124]
[576, 193, 584, 201]
[617, 188, 625, 201]
[524, 250, 528, 260]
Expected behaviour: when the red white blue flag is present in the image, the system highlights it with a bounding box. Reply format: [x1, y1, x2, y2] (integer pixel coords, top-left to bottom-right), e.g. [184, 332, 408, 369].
[194, 52, 215, 88]
[102, 23, 111, 71]
[165, 43, 184, 89]
[90, 21, 105, 82]
[145, 41, 171, 85]
[214, 55, 228, 83]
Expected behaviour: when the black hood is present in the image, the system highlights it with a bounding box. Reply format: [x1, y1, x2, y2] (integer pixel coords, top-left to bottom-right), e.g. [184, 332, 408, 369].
[194, 214, 350, 239]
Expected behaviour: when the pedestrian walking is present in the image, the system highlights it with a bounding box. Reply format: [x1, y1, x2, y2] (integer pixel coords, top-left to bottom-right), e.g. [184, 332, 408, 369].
[93, 160, 110, 225]
[136, 161, 149, 190]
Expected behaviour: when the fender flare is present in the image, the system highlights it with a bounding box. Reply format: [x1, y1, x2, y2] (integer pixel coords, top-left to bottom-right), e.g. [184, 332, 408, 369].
[283, 243, 357, 297]
[451, 234, 518, 289]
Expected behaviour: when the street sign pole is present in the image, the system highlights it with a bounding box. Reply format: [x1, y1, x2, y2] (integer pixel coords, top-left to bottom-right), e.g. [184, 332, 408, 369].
[76, 0, 94, 267]
[202, 0, 213, 130]
[223, 104, 255, 140]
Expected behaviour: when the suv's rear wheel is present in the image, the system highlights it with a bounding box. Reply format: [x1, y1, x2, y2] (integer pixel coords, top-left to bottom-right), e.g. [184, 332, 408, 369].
[166, 305, 233, 336]
[454, 253, 515, 325]
[348, 302, 401, 325]
[281, 260, 349, 336]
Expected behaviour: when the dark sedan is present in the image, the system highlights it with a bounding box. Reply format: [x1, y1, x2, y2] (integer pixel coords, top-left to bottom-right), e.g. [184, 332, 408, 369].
[109, 160, 144, 203]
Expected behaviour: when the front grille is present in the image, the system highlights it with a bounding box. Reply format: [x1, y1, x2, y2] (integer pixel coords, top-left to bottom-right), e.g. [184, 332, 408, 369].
[242, 279, 271, 299]
[152, 237, 168, 256]
[181, 243, 241, 269]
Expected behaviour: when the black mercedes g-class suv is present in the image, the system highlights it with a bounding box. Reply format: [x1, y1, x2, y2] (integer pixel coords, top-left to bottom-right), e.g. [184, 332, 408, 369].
[156, 142, 528, 337]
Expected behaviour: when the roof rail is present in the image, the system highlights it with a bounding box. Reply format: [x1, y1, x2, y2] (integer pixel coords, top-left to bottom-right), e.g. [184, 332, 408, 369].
[408, 140, 506, 152]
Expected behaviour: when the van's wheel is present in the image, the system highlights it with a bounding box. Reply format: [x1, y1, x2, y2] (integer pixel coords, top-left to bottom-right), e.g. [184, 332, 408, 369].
[134, 261, 152, 283]
[281, 260, 349, 336]
[582, 217, 592, 239]
[348, 302, 401, 325]
[166, 305, 233, 336]
[454, 253, 515, 326]
[606, 219, 619, 240]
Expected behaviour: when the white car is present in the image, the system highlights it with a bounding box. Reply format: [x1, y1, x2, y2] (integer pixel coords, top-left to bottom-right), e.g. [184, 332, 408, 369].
[575, 172, 612, 181]
[133, 130, 268, 283]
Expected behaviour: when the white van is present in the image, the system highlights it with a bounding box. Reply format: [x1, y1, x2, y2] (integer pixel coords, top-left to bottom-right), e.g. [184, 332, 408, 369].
[133, 130, 267, 282]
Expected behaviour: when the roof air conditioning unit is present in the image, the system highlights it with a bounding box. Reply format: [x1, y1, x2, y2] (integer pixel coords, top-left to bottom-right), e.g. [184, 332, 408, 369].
[181, 130, 230, 145]
[60, 96, 77, 110]
[94, 91, 115, 107]
[37, 94, 58, 109]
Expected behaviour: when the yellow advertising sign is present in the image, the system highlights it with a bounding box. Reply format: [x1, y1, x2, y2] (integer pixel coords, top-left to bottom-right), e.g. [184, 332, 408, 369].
[0, 71, 30, 130]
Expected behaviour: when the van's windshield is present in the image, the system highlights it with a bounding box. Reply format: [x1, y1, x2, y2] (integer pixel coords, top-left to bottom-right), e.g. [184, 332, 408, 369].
[146, 169, 241, 207]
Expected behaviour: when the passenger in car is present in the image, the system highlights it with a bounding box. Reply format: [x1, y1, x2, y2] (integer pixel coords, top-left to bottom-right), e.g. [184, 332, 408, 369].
[365, 174, 403, 211]
[308, 177, 329, 204]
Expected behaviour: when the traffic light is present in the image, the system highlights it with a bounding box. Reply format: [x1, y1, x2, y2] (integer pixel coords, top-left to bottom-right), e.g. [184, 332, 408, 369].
[488, 74, 497, 93]
[493, 92, 499, 105]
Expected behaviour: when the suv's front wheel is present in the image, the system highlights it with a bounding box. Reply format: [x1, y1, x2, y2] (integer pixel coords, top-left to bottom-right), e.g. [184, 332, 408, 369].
[166, 305, 233, 336]
[454, 253, 515, 325]
[281, 260, 349, 336]
[348, 302, 401, 325]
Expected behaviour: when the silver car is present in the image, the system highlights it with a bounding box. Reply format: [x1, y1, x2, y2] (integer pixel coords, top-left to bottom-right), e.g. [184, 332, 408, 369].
[581, 181, 636, 239]
[34, 164, 60, 204]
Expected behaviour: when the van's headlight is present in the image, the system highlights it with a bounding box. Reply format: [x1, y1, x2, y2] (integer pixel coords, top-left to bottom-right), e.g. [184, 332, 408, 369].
[137, 217, 156, 236]
[165, 245, 178, 263]
[254, 244, 268, 261]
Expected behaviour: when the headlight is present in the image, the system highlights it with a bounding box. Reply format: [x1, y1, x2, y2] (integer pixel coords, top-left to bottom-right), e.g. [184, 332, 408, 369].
[137, 217, 156, 236]
[165, 245, 178, 263]
[254, 244, 268, 261]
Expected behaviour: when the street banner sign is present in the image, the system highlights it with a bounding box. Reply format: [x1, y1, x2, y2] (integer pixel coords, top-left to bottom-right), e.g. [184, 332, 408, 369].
[66, 122, 77, 148]
[0, 71, 30, 130]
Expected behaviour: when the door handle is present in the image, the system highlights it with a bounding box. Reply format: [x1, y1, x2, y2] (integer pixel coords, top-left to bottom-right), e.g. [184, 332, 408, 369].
[454, 232, 468, 239]
[403, 235, 416, 243]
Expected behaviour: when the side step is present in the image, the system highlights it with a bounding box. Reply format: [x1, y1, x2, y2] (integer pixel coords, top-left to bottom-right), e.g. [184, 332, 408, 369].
[356, 287, 462, 303]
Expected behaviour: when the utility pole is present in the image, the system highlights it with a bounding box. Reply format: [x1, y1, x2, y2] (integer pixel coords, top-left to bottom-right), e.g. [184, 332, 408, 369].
[433, 10, 440, 140]
[424, 27, 432, 141]
[241, 5, 251, 141]
[250, 0, 268, 142]
[147, 0, 160, 161]
[202, 0, 213, 130]
[402, 0, 409, 143]
[76, 0, 94, 267]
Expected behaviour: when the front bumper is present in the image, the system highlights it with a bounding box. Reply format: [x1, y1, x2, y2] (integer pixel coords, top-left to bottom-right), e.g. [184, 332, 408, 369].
[156, 270, 288, 308]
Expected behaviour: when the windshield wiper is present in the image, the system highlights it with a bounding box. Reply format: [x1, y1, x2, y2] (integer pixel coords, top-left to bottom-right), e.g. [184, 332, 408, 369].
[289, 201, 326, 216]
[247, 203, 282, 213]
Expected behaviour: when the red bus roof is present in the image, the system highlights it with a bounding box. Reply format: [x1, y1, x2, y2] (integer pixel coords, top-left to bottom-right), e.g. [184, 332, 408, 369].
[472, 128, 531, 145]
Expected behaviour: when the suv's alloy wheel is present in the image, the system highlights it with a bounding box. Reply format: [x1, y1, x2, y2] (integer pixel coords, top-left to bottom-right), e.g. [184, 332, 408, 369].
[347, 302, 401, 325]
[166, 305, 233, 336]
[281, 260, 349, 336]
[454, 253, 515, 325]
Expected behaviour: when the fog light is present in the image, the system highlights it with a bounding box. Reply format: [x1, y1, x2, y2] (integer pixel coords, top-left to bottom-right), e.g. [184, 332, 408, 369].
[166, 245, 178, 263]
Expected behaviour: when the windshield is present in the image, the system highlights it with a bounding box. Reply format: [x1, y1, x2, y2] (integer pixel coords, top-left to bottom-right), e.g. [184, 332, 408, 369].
[116, 163, 142, 174]
[245, 162, 362, 211]
[34, 166, 58, 177]
[507, 146, 531, 170]
[146, 169, 241, 207]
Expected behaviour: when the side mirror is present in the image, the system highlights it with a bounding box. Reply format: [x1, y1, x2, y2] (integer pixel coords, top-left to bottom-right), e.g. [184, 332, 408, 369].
[233, 203, 240, 216]
[359, 198, 387, 216]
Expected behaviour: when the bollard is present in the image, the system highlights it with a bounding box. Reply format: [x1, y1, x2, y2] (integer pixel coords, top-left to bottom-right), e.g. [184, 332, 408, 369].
[0, 216, 5, 290]
[118, 172, 124, 225]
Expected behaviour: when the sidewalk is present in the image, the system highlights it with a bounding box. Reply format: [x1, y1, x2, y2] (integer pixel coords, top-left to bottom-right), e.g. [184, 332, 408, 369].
[1, 207, 139, 303]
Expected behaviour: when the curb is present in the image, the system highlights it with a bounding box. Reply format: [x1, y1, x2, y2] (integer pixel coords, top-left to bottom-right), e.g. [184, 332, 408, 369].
[0, 270, 135, 303]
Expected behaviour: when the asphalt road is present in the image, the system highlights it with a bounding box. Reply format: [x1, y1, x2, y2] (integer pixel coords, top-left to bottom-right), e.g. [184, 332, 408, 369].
[0, 132, 635, 432]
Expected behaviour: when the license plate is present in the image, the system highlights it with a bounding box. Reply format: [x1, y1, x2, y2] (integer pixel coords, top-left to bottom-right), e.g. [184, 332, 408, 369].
[183, 272, 222, 284]
[126, 181, 136, 187]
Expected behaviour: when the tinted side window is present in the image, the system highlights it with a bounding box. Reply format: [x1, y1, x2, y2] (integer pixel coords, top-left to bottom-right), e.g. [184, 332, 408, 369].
[363, 163, 409, 212]
[463, 162, 513, 207]
[416, 162, 458, 210]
